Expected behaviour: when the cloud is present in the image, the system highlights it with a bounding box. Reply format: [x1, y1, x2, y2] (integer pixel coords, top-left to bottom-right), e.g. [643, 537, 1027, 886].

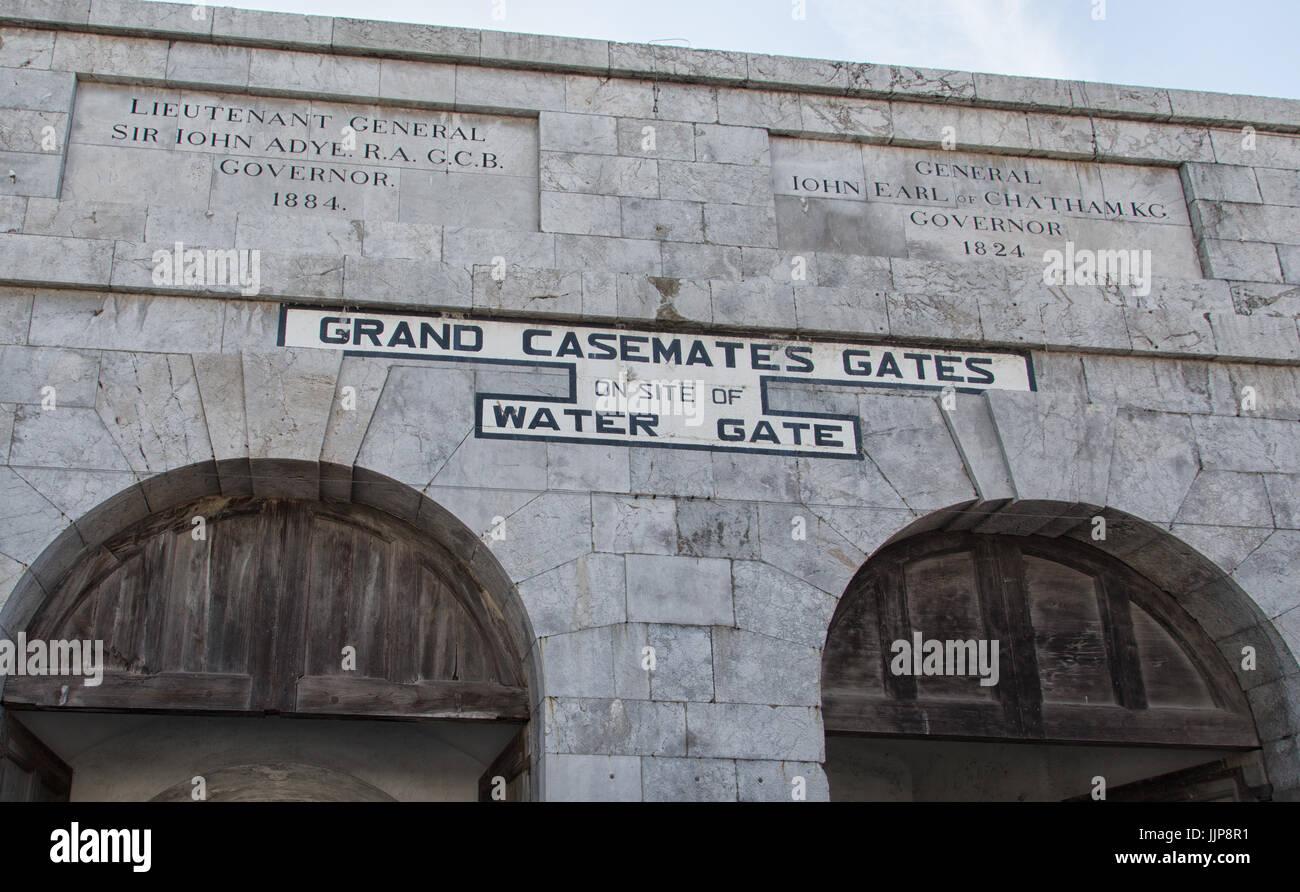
[817, 0, 1086, 81]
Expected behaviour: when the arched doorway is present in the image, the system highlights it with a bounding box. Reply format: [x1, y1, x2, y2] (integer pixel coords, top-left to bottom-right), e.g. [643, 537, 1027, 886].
[0, 493, 534, 801]
[822, 531, 1269, 801]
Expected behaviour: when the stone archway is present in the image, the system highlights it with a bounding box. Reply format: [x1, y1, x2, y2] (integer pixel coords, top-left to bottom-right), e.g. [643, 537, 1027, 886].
[0, 462, 541, 802]
[820, 503, 1300, 802]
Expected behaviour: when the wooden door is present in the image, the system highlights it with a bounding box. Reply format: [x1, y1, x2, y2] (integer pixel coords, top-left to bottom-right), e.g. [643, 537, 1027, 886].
[4, 497, 528, 723]
[823, 532, 1259, 750]
[0, 712, 70, 801]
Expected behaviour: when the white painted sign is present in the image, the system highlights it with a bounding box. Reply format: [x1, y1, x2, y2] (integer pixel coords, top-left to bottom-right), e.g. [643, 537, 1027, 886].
[279, 306, 1036, 459]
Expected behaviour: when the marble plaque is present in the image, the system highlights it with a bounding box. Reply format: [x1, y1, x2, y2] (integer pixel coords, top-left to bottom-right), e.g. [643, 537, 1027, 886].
[62, 82, 539, 229]
[772, 138, 1202, 279]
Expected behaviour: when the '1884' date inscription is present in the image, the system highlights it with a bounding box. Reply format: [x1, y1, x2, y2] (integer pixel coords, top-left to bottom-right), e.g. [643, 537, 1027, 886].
[64, 83, 540, 229]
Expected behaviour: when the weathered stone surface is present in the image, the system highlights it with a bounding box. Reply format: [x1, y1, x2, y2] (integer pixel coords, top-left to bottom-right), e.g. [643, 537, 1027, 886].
[1175, 471, 1273, 528]
[0, 232, 111, 285]
[615, 273, 710, 324]
[1231, 530, 1300, 620]
[731, 560, 837, 648]
[1171, 523, 1272, 578]
[711, 628, 820, 706]
[343, 257, 471, 311]
[356, 365, 474, 488]
[547, 442, 630, 492]
[891, 102, 1029, 152]
[717, 87, 802, 131]
[1265, 475, 1300, 529]
[659, 160, 770, 205]
[540, 627, 616, 698]
[220, 43, 339, 93]
[798, 445, 909, 511]
[987, 392, 1115, 506]
[539, 111, 617, 155]
[96, 351, 212, 474]
[1084, 356, 1217, 416]
[692, 123, 769, 166]
[432, 433, 548, 493]
[540, 151, 658, 198]
[165, 41, 248, 86]
[675, 499, 759, 559]
[1181, 162, 1262, 203]
[887, 292, 982, 342]
[1208, 314, 1300, 362]
[89, 0, 210, 37]
[516, 553, 626, 639]
[540, 191, 621, 237]
[856, 393, 975, 511]
[941, 393, 1016, 502]
[546, 697, 686, 756]
[757, 502, 866, 596]
[50, 32, 167, 79]
[685, 702, 822, 761]
[0, 343, 98, 407]
[641, 756, 737, 802]
[646, 624, 714, 702]
[377, 57, 455, 104]
[542, 754, 641, 802]
[1193, 415, 1300, 474]
[15, 465, 145, 545]
[1093, 119, 1213, 163]
[480, 30, 608, 72]
[1247, 674, 1300, 742]
[10, 404, 129, 469]
[609, 42, 745, 83]
[191, 353, 245, 465]
[0, 26, 56, 69]
[610, 623, 650, 700]
[555, 233, 661, 275]
[1201, 239, 1283, 283]
[0, 464, 72, 564]
[28, 288, 218, 351]
[241, 348, 339, 465]
[456, 64, 565, 112]
[630, 446, 714, 497]
[794, 286, 888, 335]
[710, 280, 795, 329]
[592, 494, 676, 555]
[660, 241, 740, 279]
[486, 491, 591, 583]
[736, 759, 829, 802]
[210, 6, 332, 48]
[1106, 411, 1199, 524]
[711, 452, 798, 503]
[1255, 168, 1300, 208]
[625, 553, 733, 625]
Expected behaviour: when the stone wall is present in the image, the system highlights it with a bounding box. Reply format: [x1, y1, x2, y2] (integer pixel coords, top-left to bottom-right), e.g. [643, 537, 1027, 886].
[0, 0, 1298, 801]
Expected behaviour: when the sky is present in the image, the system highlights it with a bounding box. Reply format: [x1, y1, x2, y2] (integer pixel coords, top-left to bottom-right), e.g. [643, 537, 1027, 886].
[186, 0, 1300, 100]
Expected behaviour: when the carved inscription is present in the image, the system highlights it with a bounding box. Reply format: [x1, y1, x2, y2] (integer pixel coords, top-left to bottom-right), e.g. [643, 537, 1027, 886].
[772, 139, 1201, 279]
[63, 83, 539, 228]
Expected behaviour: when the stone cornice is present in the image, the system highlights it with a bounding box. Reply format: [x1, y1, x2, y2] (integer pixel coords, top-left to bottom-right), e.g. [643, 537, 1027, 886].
[1, 0, 1297, 133]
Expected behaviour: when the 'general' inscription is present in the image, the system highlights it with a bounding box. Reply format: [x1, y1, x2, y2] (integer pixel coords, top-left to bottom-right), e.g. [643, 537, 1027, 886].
[63, 83, 539, 228]
[772, 139, 1201, 278]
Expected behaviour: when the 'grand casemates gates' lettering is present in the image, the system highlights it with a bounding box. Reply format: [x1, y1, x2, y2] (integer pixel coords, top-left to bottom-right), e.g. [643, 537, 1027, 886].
[280, 306, 1035, 459]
